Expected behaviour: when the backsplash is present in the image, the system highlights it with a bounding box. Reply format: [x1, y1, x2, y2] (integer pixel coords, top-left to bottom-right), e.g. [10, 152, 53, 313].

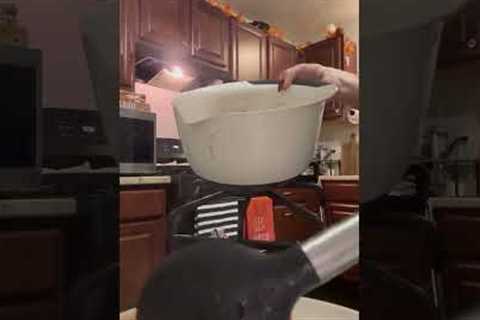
[135, 82, 180, 139]
[422, 60, 480, 160]
[318, 120, 359, 161]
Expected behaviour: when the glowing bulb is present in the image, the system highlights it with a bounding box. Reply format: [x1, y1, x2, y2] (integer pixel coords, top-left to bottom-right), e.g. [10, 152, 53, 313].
[169, 66, 184, 79]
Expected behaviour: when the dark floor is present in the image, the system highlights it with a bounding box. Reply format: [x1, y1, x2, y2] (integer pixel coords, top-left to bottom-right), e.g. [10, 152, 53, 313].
[306, 278, 359, 311]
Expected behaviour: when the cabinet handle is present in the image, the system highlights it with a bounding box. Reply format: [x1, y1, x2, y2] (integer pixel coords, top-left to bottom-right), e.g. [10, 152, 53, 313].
[283, 211, 294, 217]
[282, 191, 293, 196]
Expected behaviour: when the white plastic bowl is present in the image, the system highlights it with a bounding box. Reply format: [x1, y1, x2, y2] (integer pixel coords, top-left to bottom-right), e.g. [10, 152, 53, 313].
[173, 81, 337, 186]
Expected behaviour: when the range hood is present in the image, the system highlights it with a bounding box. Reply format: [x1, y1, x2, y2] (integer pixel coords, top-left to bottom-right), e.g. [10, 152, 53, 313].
[135, 40, 231, 92]
[136, 56, 194, 92]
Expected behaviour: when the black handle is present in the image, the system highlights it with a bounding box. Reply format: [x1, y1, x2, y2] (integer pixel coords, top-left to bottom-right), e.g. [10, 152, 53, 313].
[247, 80, 326, 88]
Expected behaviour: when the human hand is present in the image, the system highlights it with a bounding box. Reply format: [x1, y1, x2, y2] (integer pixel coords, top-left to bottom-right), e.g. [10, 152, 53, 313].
[278, 63, 359, 106]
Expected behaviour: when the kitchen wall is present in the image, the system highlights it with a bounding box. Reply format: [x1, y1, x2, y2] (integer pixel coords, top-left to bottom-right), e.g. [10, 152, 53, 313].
[422, 60, 480, 159]
[135, 82, 180, 139]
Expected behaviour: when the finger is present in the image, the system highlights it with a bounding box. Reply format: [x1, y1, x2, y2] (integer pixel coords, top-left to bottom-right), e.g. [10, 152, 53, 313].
[278, 70, 288, 91]
[279, 68, 296, 92]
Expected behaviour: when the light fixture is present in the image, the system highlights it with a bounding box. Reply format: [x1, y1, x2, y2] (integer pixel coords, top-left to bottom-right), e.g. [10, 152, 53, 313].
[165, 65, 184, 79]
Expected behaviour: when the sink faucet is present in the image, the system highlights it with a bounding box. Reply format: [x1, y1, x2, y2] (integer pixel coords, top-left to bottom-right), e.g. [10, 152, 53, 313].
[440, 136, 469, 160]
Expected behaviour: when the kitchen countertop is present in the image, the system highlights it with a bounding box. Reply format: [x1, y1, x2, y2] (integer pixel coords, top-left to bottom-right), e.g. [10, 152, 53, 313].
[120, 175, 171, 186]
[428, 197, 480, 209]
[119, 297, 358, 320]
[318, 175, 359, 181]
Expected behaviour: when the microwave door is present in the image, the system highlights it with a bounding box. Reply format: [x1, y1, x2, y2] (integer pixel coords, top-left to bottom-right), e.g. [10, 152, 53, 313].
[119, 109, 156, 174]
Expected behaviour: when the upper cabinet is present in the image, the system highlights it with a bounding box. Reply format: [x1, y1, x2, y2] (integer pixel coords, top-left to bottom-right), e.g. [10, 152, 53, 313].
[303, 34, 357, 120]
[119, 0, 140, 89]
[438, 1, 480, 67]
[191, 0, 231, 72]
[231, 21, 268, 81]
[138, 0, 191, 58]
[119, 0, 300, 84]
[267, 37, 298, 80]
[303, 35, 344, 70]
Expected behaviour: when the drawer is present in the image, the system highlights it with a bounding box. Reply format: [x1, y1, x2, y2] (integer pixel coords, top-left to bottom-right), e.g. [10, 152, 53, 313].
[444, 261, 480, 314]
[274, 188, 321, 210]
[321, 181, 359, 203]
[327, 203, 359, 224]
[0, 230, 63, 297]
[273, 205, 323, 242]
[436, 213, 480, 259]
[120, 189, 166, 222]
[0, 300, 59, 320]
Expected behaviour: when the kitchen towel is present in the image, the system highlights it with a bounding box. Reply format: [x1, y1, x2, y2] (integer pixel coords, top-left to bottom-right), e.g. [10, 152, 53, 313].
[194, 197, 245, 240]
[245, 196, 276, 241]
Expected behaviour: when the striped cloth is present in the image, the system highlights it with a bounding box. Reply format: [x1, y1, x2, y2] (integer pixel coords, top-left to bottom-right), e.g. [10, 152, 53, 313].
[194, 198, 244, 240]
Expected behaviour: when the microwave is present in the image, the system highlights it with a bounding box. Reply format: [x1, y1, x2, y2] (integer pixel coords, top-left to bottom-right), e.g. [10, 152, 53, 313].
[119, 108, 156, 175]
[0, 45, 42, 190]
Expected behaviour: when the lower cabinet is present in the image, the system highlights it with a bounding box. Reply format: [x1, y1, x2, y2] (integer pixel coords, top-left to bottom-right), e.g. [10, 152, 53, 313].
[119, 185, 168, 312]
[0, 300, 60, 320]
[273, 205, 323, 242]
[435, 207, 480, 316]
[321, 178, 360, 282]
[0, 229, 64, 320]
[272, 187, 324, 242]
[120, 219, 166, 311]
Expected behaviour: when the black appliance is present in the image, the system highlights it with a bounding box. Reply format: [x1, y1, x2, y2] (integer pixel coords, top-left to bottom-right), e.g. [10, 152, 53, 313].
[119, 108, 156, 175]
[43, 107, 114, 170]
[0, 45, 42, 190]
[156, 138, 187, 163]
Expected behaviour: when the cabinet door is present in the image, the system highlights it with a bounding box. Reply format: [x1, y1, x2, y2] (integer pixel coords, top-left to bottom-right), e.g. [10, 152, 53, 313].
[443, 262, 480, 315]
[267, 37, 297, 80]
[232, 22, 268, 80]
[191, 0, 230, 71]
[303, 36, 343, 69]
[303, 35, 344, 119]
[274, 188, 322, 212]
[120, 189, 166, 222]
[120, 0, 140, 88]
[438, 1, 480, 67]
[273, 205, 322, 242]
[0, 230, 63, 320]
[0, 300, 59, 320]
[119, 219, 166, 311]
[435, 208, 480, 315]
[326, 202, 359, 225]
[138, 0, 190, 56]
[321, 180, 359, 203]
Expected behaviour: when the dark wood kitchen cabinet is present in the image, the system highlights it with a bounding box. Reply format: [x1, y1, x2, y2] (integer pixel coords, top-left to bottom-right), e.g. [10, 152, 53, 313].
[303, 35, 344, 71]
[120, 0, 140, 88]
[0, 230, 64, 320]
[138, 0, 191, 58]
[191, 0, 231, 72]
[434, 206, 480, 316]
[303, 34, 350, 120]
[272, 188, 324, 242]
[267, 36, 298, 81]
[119, 186, 168, 311]
[320, 178, 359, 225]
[438, 1, 480, 67]
[320, 178, 359, 282]
[231, 21, 268, 81]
